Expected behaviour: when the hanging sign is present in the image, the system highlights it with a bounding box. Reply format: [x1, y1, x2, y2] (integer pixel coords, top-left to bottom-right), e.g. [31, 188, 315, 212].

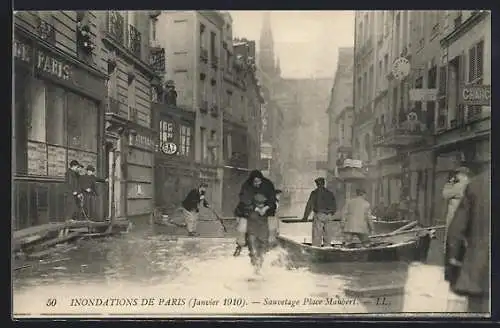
[409, 88, 438, 101]
[459, 84, 491, 106]
[391, 57, 411, 81]
[162, 142, 178, 155]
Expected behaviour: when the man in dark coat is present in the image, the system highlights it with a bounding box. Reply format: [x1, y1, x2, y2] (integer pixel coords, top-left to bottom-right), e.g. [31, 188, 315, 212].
[181, 183, 210, 236]
[80, 165, 107, 221]
[445, 165, 490, 313]
[65, 160, 82, 221]
[302, 177, 338, 247]
[234, 170, 276, 272]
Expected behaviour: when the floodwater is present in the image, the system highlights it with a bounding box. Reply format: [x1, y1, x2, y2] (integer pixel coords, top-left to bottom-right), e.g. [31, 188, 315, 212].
[13, 223, 458, 318]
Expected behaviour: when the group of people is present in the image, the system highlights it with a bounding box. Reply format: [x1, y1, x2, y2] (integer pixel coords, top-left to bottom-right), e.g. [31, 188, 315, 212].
[65, 160, 107, 221]
[177, 163, 490, 313]
[301, 177, 374, 248]
[179, 170, 280, 273]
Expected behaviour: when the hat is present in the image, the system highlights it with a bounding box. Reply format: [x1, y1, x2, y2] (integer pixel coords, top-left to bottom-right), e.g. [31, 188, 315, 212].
[454, 166, 470, 175]
[314, 177, 325, 185]
[86, 165, 96, 172]
[254, 193, 267, 204]
[69, 160, 79, 167]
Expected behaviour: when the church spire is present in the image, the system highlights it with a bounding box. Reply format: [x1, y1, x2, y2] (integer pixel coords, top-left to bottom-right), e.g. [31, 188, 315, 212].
[259, 11, 276, 75]
[276, 56, 281, 76]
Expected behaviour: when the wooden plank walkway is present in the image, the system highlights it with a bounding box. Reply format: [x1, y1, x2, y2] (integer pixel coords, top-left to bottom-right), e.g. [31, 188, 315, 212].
[13, 220, 131, 244]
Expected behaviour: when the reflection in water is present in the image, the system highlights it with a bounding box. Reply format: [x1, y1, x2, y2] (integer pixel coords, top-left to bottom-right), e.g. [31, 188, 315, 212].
[13, 227, 452, 315]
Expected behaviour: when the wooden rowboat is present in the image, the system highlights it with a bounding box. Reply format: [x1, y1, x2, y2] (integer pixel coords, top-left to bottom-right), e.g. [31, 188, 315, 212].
[372, 219, 411, 233]
[276, 227, 434, 264]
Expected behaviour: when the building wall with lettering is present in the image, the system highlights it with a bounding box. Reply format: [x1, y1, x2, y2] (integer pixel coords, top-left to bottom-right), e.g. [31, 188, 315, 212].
[13, 11, 108, 229]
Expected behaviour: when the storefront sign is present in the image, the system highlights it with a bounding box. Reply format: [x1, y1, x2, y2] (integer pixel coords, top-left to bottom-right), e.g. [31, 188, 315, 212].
[161, 142, 178, 155]
[409, 89, 438, 102]
[14, 39, 72, 81]
[134, 133, 155, 151]
[460, 85, 491, 106]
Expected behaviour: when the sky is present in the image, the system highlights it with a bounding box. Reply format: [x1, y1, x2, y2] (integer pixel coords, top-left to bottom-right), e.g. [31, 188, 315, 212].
[229, 11, 355, 79]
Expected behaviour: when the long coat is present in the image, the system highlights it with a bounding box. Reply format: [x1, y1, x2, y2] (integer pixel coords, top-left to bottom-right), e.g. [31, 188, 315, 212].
[445, 168, 490, 297]
[342, 196, 373, 234]
[65, 169, 80, 218]
[234, 171, 277, 218]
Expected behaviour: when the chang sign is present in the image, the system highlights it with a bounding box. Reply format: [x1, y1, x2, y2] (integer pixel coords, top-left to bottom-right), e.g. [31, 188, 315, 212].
[460, 85, 491, 106]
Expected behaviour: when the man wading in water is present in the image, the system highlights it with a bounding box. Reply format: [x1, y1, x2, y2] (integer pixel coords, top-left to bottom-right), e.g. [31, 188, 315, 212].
[233, 170, 277, 274]
[181, 183, 210, 237]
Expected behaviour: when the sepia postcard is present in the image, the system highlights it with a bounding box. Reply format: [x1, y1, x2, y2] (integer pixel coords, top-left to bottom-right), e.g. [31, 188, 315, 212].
[12, 10, 491, 319]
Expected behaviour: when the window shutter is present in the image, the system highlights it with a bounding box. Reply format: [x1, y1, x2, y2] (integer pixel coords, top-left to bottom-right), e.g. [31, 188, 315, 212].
[477, 40, 484, 80]
[468, 46, 476, 82]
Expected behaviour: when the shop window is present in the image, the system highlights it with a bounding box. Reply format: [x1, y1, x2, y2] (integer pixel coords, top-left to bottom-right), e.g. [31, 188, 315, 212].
[67, 92, 98, 153]
[14, 70, 29, 175]
[19, 80, 98, 178]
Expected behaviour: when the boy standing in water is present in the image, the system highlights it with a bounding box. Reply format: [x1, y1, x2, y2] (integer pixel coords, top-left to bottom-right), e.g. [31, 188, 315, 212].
[80, 165, 107, 221]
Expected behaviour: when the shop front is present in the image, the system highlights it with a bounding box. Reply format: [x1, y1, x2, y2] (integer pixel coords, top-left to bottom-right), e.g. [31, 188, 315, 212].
[126, 125, 156, 219]
[13, 30, 107, 230]
[154, 104, 197, 213]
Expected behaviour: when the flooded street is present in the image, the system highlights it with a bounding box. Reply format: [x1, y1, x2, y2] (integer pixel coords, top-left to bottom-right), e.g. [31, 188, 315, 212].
[13, 224, 454, 317]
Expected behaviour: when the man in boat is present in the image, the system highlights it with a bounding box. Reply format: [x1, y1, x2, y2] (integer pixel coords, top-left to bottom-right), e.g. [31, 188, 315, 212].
[341, 188, 374, 247]
[445, 164, 490, 313]
[301, 177, 338, 247]
[181, 183, 210, 237]
[65, 160, 82, 222]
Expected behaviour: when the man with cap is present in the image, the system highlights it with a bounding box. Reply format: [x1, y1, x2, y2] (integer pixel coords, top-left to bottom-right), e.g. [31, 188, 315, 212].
[302, 177, 338, 247]
[65, 160, 82, 221]
[80, 165, 108, 221]
[181, 183, 210, 237]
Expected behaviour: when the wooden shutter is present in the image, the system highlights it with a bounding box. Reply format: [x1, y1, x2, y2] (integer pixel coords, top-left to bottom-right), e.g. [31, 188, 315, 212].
[468, 46, 476, 83]
[477, 40, 484, 80]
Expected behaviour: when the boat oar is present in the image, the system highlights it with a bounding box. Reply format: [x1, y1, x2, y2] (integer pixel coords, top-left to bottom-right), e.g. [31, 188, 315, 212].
[370, 225, 446, 239]
[390, 220, 419, 233]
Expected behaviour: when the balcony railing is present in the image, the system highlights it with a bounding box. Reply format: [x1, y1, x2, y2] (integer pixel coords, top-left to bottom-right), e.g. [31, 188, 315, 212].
[128, 24, 142, 58]
[373, 121, 431, 148]
[200, 48, 208, 63]
[149, 46, 166, 73]
[107, 11, 125, 44]
[36, 16, 56, 44]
